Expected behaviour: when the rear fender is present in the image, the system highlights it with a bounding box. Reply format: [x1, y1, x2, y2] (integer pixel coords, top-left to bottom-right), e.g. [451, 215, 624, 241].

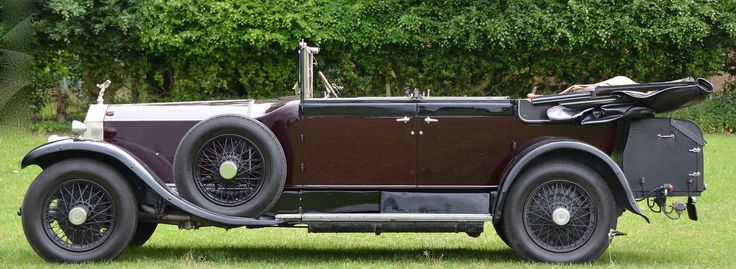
[21, 139, 281, 227]
[493, 139, 649, 223]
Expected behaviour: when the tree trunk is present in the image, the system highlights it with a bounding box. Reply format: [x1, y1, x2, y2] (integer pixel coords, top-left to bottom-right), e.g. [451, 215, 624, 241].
[131, 73, 141, 103]
[105, 85, 117, 104]
[55, 82, 67, 122]
[83, 70, 99, 102]
[163, 67, 175, 95]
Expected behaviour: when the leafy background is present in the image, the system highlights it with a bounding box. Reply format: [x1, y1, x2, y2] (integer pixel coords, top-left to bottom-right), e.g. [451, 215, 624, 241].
[1, 0, 735, 130]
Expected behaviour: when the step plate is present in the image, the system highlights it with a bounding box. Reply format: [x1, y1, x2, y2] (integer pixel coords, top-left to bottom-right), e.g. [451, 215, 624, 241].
[275, 213, 493, 222]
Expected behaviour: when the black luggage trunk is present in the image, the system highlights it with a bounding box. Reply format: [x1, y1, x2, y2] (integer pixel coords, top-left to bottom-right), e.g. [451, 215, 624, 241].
[622, 118, 705, 198]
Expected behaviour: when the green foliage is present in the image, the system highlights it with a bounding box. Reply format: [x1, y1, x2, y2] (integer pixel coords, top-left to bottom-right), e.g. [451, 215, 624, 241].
[29, 0, 736, 107]
[667, 90, 736, 134]
[33, 0, 143, 101]
[135, 0, 736, 98]
[30, 120, 70, 133]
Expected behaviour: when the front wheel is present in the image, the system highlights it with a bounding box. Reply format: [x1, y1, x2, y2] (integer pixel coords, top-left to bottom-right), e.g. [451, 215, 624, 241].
[21, 159, 138, 262]
[502, 160, 617, 263]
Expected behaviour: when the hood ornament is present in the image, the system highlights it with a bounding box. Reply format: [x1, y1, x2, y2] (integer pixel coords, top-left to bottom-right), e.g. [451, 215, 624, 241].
[96, 80, 111, 104]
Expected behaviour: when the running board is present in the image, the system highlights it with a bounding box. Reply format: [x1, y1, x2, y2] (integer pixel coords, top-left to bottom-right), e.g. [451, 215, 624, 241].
[275, 213, 493, 222]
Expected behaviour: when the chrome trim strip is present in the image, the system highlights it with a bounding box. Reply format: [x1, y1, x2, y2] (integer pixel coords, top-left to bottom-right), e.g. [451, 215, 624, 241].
[104, 119, 222, 122]
[276, 213, 493, 222]
[105, 99, 255, 106]
[103, 103, 273, 121]
[165, 183, 178, 196]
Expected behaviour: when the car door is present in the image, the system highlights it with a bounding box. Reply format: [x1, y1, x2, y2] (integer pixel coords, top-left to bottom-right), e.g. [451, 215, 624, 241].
[301, 98, 418, 187]
[417, 98, 515, 187]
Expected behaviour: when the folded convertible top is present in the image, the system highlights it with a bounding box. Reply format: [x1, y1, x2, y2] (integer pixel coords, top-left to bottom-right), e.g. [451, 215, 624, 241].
[529, 77, 714, 125]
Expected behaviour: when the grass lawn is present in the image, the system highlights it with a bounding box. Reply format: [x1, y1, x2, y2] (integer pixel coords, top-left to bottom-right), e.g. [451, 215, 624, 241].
[0, 128, 734, 268]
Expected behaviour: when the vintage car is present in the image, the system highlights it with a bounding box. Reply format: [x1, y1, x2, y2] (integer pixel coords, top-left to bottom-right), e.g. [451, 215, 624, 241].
[19, 42, 712, 263]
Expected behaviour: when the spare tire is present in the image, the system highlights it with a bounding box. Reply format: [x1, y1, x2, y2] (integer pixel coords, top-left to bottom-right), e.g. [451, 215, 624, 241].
[173, 115, 286, 217]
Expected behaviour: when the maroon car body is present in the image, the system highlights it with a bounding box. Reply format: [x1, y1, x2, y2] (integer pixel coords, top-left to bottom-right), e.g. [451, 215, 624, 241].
[104, 99, 616, 188]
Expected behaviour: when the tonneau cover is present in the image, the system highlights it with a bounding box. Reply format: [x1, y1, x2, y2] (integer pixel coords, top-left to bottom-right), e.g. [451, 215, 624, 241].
[530, 77, 713, 125]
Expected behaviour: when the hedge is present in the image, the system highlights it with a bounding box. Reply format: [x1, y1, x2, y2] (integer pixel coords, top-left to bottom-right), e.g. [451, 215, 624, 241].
[666, 91, 736, 134]
[2, 0, 730, 133]
[30, 0, 736, 101]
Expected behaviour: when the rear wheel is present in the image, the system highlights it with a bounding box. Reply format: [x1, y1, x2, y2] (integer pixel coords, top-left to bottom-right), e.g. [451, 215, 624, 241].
[174, 115, 287, 217]
[493, 219, 510, 247]
[502, 161, 616, 263]
[21, 159, 137, 262]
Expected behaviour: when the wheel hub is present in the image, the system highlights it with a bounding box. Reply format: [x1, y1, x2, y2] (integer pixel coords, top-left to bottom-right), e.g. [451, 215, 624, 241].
[551, 207, 571, 226]
[68, 206, 88, 226]
[219, 161, 238, 180]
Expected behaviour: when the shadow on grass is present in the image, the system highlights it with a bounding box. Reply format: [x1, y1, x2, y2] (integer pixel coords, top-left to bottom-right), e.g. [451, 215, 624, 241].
[122, 245, 519, 263]
[120, 245, 686, 266]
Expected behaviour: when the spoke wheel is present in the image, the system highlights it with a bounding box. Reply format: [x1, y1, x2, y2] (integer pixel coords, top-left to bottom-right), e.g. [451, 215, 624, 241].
[174, 115, 287, 217]
[43, 179, 116, 251]
[193, 134, 265, 206]
[22, 159, 137, 262]
[523, 180, 595, 253]
[501, 160, 616, 263]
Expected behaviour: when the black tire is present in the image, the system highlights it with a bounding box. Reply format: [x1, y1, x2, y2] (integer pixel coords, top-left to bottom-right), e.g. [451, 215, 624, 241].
[129, 222, 157, 247]
[502, 161, 616, 263]
[493, 219, 510, 247]
[174, 115, 287, 217]
[21, 159, 138, 262]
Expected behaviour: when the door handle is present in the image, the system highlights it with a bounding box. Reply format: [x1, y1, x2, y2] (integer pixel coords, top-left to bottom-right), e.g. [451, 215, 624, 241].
[396, 116, 410, 123]
[424, 116, 438, 124]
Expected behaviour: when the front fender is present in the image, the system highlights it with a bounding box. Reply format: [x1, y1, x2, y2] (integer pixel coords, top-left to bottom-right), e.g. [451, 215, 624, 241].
[22, 139, 281, 227]
[493, 139, 648, 223]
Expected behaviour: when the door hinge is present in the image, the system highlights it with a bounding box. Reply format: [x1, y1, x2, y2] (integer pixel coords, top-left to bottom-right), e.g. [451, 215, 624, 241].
[688, 147, 701, 153]
[300, 163, 305, 173]
[300, 134, 304, 143]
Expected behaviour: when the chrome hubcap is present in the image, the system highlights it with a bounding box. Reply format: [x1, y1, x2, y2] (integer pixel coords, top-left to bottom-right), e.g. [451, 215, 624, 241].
[68, 207, 88, 226]
[219, 161, 238, 180]
[551, 207, 571, 226]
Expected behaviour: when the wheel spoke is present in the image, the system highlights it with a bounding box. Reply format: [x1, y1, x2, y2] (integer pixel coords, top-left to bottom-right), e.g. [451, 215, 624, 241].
[524, 180, 597, 252]
[42, 179, 116, 251]
[193, 134, 266, 206]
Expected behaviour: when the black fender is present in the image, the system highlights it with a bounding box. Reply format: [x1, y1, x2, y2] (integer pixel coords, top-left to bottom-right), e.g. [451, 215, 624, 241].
[492, 138, 649, 223]
[21, 138, 282, 227]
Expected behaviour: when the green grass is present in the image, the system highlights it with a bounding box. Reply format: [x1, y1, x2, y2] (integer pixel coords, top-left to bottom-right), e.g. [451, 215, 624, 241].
[0, 128, 734, 268]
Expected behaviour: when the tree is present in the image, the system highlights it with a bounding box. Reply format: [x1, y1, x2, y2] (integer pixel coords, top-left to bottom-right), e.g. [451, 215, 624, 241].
[33, 0, 145, 103]
[137, 0, 736, 99]
[28, 0, 736, 104]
